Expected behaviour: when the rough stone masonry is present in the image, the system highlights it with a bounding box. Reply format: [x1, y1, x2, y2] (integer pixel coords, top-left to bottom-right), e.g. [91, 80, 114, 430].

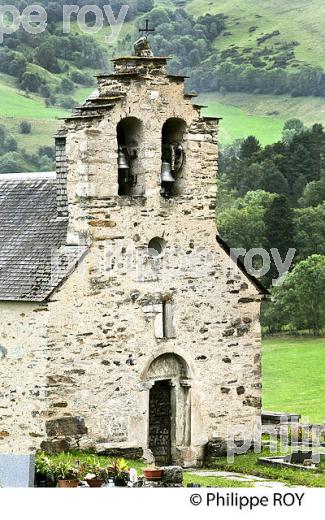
[0, 43, 266, 467]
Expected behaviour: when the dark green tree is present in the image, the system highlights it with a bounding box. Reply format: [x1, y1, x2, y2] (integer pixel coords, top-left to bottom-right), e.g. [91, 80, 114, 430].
[239, 135, 261, 160]
[19, 72, 42, 93]
[260, 160, 290, 195]
[294, 203, 325, 260]
[36, 42, 61, 73]
[60, 78, 75, 95]
[299, 176, 325, 207]
[264, 195, 295, 285]
[272, 255, 325, 335]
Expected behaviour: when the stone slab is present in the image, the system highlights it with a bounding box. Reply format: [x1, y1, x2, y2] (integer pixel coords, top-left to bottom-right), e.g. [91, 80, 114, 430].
[0, 454, 35, 487]
[188, 470, 292, 488]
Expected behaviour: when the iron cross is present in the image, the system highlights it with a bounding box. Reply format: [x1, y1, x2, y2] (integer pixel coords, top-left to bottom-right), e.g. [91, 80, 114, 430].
[139, 19, 155, 36]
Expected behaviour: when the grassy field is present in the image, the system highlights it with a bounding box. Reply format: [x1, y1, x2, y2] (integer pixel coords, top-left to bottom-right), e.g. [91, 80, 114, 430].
[199, 92, 325, 145]
[0, 74, 94, 152]
[262, 337, 325, 424]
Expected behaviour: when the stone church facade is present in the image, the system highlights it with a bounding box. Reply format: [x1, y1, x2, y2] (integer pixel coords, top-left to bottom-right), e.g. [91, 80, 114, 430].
[0, 45, 265, 467]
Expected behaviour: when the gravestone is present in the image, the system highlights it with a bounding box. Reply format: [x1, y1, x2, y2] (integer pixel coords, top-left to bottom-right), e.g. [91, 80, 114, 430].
[290, 451, 312, 464]
[0, 454, 35, 487]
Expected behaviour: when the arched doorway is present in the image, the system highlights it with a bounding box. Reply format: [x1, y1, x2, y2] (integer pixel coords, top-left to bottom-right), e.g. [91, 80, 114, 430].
[144, 353, 192, 466]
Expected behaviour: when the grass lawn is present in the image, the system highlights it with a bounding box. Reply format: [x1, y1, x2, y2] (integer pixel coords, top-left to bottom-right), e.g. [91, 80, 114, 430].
[183, 473, 253, 487]
[199, 94, 285, 145]
[0, 74, 65, 120]
[262, 337, 325, 424]
[0, 73, 66, 152]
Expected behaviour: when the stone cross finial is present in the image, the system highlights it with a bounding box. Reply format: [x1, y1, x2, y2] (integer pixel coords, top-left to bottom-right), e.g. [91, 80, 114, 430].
[134, 19, 155, 57]
[139, 19, 155, 37]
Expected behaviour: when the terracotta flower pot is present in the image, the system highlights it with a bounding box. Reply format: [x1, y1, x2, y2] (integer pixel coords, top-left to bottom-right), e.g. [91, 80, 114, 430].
[57, 479, 79, 488]
[143, 469, 163, 482]
[85, 479, 105, 488]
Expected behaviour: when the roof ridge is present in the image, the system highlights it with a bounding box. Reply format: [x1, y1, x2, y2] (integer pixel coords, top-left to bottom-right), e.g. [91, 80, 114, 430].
[0, 171, 56, 181]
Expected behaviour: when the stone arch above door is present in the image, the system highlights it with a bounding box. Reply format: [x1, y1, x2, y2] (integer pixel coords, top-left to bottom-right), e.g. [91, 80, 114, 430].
[141, 348, 195, 384]
[146, 353, 188, 381]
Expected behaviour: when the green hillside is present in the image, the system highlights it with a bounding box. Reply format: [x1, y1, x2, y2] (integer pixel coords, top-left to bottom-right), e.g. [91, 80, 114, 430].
[0, 74, 89, 153]
[188, 0, 325, 68]
[1, 0, 325, 155]
[199, 91, 325, 144]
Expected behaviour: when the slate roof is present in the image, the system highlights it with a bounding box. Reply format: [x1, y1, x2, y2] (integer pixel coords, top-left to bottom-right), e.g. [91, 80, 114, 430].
[0, 172, 86, 302]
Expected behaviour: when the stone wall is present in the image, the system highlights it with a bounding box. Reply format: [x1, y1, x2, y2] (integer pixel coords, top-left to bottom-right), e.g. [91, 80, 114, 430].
[0, 301, 48, 453]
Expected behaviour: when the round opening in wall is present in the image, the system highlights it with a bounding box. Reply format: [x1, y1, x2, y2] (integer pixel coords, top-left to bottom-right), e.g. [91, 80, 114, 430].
[148, 237, 166, 257]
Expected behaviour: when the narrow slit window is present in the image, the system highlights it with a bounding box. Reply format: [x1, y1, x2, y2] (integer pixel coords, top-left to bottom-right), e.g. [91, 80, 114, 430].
[154, 301, 176, 339]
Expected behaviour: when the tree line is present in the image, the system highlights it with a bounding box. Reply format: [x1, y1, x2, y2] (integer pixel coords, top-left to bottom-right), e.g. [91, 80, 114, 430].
[218, 121, 325, 335]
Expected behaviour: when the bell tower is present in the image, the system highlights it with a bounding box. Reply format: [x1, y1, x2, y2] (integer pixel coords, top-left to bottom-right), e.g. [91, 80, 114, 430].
[57, 35, 219, 247]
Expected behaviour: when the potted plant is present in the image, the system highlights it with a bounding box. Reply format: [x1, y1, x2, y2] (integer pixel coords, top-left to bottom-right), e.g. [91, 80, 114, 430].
[51, 460, 80, 488]
[107, 458, 130, 487]
[35, 452, 55, 488]
[143, 465, 163, 482]
[81, 460, 108, 488]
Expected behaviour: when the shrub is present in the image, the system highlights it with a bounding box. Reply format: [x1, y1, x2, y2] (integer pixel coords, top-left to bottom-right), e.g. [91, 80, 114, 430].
[59, 96, 76, 109]
[20, 121, 32, 134]
[70, 70, 94, 87]
[59, 77, 75, 95]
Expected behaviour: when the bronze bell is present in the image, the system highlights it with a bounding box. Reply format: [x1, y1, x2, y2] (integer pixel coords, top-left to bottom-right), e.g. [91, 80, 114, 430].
[118, 150, 129, 170]
[118, 170, 129, 186]
[161, 161, 175, 183]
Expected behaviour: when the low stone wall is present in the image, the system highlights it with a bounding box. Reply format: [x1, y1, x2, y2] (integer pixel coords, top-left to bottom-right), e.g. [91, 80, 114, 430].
[204, 438, 254, 465]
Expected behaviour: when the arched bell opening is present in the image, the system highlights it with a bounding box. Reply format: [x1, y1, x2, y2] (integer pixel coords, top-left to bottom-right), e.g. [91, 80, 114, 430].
[160, 118, 187, 198]
[144, 352, 192, 466]
[117, 117, 144, 196]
